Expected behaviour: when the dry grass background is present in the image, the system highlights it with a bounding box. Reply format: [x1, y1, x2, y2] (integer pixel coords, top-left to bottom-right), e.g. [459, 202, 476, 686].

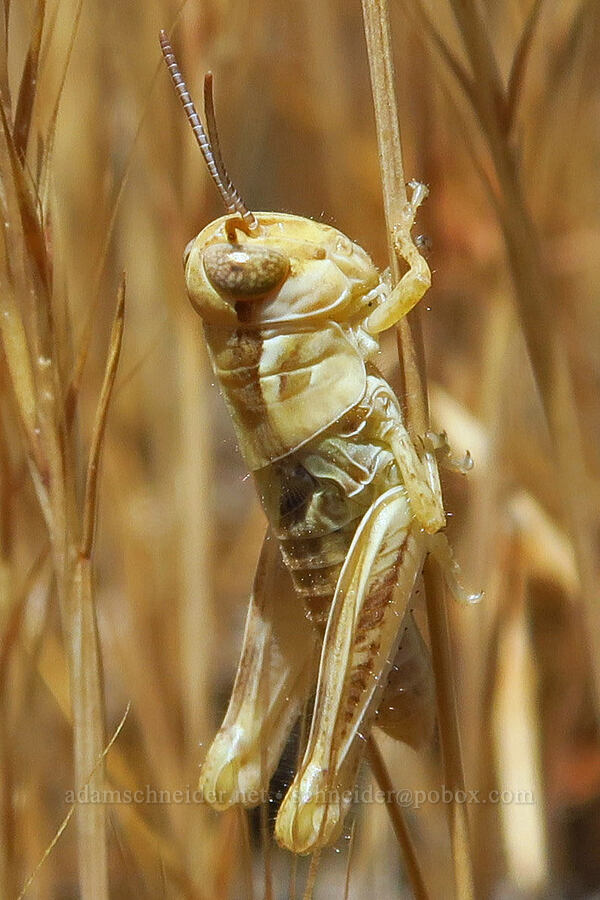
[1, 0, 599, 897]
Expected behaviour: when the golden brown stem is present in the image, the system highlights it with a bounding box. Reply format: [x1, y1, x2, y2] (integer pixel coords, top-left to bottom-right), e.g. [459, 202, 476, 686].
[80, 275, 125, 559]
[361, 1, 475, 895]
[366, 736, 429, 900]
[423, 562, 475, 899]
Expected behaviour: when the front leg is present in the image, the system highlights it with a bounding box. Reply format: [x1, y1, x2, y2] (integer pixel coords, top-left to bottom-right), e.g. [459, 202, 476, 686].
[386, 419, 445, 534]
[365, 181, 431, 335]
[423, 430, 474, 475]
[367, 382, 445, 534]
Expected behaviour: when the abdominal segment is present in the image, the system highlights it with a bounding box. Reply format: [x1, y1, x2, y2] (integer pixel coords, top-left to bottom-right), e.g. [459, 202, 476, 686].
[254, 373, 407, 630]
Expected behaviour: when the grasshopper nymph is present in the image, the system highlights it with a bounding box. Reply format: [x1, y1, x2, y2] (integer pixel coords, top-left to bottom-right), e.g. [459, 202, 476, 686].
[160, 31, 479, 855]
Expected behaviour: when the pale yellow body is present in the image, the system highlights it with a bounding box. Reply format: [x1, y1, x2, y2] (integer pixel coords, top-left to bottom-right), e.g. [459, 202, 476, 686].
[184, 187, 466, 853]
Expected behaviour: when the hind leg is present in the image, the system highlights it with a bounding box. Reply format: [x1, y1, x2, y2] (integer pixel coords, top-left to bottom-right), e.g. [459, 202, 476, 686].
[199, 532, 318, 808]
[275, 487, 425, 853]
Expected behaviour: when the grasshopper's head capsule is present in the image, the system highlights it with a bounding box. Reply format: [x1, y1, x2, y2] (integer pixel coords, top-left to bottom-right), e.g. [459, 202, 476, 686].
[160, 32, 381, 328]
[184, 213, 381, 328]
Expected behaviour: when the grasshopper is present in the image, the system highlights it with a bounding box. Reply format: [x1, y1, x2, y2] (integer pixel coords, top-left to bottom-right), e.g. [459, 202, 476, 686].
[160, 32, 479, 855]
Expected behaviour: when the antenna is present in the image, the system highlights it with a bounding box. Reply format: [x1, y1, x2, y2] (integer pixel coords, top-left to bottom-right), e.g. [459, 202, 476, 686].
[159, 31, 259, 232]
[203, 73, 259, 234]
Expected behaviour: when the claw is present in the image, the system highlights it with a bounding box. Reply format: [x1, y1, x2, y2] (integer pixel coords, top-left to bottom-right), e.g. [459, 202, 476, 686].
[427, 532, 483, 605]
[407, 179, 429, 211]
[423, 431, 474, 475]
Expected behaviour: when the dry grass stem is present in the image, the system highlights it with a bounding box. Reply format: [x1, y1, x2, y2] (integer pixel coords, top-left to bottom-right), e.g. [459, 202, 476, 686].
[366, 735, 429, 899]
[302, 849, 321, 900]
[423, 562, 475, 900]
[362, 1, 475, 895]
[81, 275, 125, 559]
[17, 701, 131, 900]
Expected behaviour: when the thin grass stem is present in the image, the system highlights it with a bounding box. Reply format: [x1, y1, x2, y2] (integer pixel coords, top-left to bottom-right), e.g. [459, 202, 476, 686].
[361, 2, 476, 896]
[366, 736, 429, 899]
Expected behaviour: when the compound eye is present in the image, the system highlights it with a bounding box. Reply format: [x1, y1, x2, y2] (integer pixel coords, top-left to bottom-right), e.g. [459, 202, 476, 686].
[203, 242, 289, 298]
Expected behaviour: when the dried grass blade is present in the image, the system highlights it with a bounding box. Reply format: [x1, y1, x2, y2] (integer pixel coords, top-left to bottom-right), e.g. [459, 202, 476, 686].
[260, 801, 273, 900]
[38, 0, 83, 204]
[409, 0, 479, 115]
[505, 0, 544, 131]
[37, 0, 59, 73]
[447, 0, 506, 123]
[0, 5, 9, 95]
[423, 0, 600, 718]
[490, 536, 549, 893]
[361, 0, 431, 439]
[238, 808, 255, 900]
[14, 0, 45, 163]
[0, 161, 47, 489]
[0, 280, 37, 439]
[428, 67, 502, 219]
[0, 93, 50, 295]
[80, 274, 125, 558]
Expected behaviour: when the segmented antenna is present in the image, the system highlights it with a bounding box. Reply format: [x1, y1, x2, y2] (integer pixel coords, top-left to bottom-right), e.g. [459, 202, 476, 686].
[159, 30, 259, 233]
[203, 73, 258, 234]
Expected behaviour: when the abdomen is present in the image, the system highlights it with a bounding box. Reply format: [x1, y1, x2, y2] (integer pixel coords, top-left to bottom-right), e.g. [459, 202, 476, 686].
[254, 373, 407, 627]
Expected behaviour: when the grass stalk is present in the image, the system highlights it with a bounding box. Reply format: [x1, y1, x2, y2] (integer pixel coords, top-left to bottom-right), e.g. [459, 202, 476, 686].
[361, 1, 475, 895]
[366, 736, 429, 899]
[423, 563, 475, 899]
[69, 276, 124, 899]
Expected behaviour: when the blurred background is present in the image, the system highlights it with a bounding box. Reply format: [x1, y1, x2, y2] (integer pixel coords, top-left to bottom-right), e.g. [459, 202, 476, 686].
[1, 0, 599, 897]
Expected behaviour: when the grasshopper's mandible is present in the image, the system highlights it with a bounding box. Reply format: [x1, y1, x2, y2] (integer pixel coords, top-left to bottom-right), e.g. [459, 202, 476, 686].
[161, 32, 478, 855]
